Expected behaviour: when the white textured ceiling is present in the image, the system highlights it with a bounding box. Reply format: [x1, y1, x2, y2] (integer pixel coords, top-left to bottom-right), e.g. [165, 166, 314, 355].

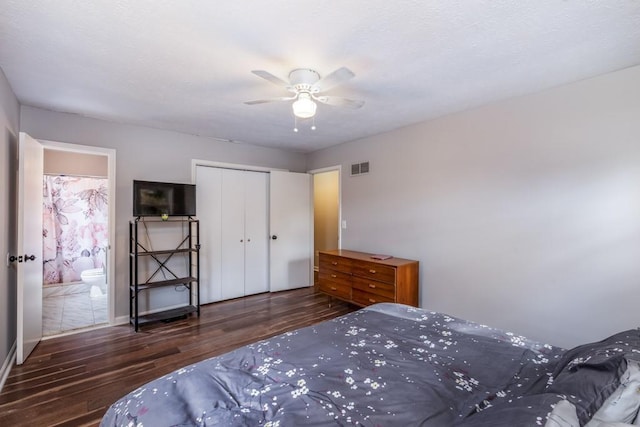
[1, 1, 640, 153]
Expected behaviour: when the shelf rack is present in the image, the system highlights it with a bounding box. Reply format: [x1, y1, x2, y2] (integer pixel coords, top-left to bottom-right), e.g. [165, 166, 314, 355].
[129, 217, 200, 331]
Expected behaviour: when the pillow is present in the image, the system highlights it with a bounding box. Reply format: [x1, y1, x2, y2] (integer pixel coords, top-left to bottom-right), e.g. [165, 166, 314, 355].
[545, 329, 640, 425]
[457, 394, 579, 427]
[547, 399, 581, 427]
[585, 360, 640, 426]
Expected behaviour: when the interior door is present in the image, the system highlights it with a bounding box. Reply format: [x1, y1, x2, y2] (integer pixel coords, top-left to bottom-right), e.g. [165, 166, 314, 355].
[269, 170, 312, 292]
[16, 132, 44, 364]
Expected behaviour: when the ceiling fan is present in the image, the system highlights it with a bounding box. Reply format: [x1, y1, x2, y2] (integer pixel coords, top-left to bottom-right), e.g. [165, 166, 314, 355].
[244, 67, 364, 119]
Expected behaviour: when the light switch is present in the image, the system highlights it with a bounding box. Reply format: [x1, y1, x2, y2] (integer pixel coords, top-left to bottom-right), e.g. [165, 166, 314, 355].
[342, 220, 347, 229]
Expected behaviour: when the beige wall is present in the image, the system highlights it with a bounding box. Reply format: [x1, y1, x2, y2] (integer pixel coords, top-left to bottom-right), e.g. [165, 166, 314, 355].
[44, 150, 108, 176]
[313, 170, 340, 267]
[308, 65, 640, 348]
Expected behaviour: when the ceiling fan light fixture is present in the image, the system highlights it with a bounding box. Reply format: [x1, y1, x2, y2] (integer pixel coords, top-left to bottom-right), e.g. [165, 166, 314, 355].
[292, 93, 317, 118]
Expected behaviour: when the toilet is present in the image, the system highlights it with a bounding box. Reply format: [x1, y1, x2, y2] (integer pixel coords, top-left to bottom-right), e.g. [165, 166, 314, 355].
[80, 267, 106, 297]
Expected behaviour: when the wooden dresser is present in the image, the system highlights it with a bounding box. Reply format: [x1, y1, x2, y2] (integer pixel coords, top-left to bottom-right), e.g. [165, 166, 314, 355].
[318, 249, 419, 307]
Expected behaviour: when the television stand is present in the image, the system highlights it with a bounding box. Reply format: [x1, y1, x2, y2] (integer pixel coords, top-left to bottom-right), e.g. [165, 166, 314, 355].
[129, 217, 200, 331]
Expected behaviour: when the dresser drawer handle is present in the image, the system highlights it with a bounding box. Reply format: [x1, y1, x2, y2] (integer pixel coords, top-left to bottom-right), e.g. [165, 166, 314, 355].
[369, 269, 376, 274]
[331, 261, 338, 265]
[330, 287, 337, 291]
[368, 284, 376, 289]
[368, 298, 376, 303]
[331, 274, 337, 278]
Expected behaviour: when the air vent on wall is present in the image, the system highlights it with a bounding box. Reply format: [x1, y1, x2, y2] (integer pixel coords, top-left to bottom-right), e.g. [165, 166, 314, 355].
[351, 161, 370, 176]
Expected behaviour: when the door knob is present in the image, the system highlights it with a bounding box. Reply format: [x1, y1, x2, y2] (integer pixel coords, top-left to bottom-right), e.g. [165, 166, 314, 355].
[7, 254, 36, 263]
[271, 235, 278, 240]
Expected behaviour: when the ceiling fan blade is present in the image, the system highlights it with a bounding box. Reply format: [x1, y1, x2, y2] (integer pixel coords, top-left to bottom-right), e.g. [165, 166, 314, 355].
[251, 70, 292, 89]
[314, 95, 364, 109]
[312, 67, 355, 92]
[244, 96, 296, 105]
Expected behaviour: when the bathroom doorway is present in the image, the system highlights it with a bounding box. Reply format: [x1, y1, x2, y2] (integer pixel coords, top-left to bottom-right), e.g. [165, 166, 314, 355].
[310, 167, 341, 284]
[40, 144, 115, 336]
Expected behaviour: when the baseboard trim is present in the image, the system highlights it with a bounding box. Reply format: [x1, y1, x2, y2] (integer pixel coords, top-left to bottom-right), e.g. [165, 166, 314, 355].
[0, 341, 16, 393]
[114, 315, 129, 325]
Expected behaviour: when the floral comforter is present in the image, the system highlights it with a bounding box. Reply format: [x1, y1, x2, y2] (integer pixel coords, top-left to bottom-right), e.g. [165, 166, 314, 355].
[101, 303, 567, 426]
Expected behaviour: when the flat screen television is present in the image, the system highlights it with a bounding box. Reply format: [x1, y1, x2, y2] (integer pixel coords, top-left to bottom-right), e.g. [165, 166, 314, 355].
[133, 180, 196, 217]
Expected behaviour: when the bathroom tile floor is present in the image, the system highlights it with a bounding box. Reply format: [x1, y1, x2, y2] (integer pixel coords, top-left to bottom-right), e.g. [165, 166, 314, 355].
[43, 283, 108, 337]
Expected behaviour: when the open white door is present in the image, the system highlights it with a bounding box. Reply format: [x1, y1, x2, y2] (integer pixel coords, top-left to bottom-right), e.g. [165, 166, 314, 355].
[16, 132, 44, 364]
[269, 170, 312, 292]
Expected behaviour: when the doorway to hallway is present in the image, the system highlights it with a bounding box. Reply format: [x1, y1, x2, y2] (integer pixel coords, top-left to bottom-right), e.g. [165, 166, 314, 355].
[311, 167, 341, 284]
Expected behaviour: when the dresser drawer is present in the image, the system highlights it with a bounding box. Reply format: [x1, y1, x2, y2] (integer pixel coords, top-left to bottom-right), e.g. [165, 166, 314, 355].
[319, 269, 351, 287]
[352, 288, 395, 306]
[352, 276, 395, 300]
[352, 262, 396, 284]
[320, 253, 353, 273]
[319, 281, 352, 300]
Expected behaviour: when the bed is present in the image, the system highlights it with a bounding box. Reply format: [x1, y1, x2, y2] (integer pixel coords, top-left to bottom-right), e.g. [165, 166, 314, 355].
[101, 303, 640, 426]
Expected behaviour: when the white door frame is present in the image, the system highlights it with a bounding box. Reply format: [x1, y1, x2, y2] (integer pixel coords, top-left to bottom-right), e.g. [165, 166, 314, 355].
[39, 140, 117, 326]
[308, 165, 343, 251]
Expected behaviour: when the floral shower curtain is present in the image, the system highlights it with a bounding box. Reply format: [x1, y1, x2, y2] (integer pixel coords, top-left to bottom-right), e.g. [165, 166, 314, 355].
[43, 175, 109, 285]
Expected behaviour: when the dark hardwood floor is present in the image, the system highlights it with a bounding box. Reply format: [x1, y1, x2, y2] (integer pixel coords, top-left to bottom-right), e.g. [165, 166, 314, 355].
[0, 288, 355, 426]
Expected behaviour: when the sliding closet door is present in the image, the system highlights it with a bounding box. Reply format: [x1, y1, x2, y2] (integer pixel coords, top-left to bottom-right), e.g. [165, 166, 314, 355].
[243, 171, 269, 296]
[220, 169, 246, 300]
[196, 166, 222, 304]
[196, 166, 269, 303]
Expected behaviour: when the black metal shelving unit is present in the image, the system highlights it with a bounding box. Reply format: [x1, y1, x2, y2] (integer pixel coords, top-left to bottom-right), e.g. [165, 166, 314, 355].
[129, 217, 200, 331]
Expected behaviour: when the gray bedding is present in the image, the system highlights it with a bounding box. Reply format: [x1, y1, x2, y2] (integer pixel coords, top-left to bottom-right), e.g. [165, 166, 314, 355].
[100, 303, 640, 426]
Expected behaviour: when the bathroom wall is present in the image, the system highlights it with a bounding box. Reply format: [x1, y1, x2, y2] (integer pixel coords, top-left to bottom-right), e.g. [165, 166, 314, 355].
[44, 150, 108, 177]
